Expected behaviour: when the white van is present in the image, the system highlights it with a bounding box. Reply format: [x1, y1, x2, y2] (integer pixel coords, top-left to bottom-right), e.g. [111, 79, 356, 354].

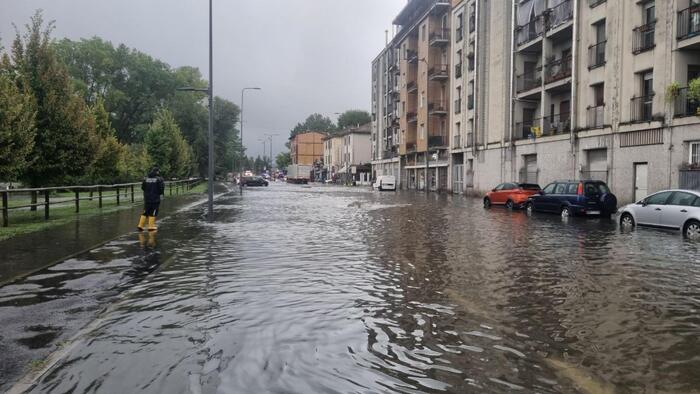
[373, 175, 396, 191]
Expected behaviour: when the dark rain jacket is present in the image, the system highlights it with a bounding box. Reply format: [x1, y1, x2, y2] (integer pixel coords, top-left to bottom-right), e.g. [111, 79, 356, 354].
[142, 171, 165, 203]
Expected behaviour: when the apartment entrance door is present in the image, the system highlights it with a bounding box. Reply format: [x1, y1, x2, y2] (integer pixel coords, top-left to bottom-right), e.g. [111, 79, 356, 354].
[634, 163, 648, 202]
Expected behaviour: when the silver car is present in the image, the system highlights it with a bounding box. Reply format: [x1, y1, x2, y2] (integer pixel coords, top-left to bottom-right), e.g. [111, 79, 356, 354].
[618, 189, 700, 238]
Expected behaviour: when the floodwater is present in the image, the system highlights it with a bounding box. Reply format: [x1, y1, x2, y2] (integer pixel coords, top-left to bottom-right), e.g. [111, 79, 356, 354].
[4, 183, 700, 393]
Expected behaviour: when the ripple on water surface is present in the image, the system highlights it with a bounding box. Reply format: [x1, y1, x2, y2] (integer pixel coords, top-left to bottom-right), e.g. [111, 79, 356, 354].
[26, 184, 700, 393]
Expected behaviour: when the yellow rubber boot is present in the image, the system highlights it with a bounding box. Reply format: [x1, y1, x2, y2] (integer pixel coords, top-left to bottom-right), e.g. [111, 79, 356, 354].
[137, 215, 147, 231]
[148, 216, 158, 232]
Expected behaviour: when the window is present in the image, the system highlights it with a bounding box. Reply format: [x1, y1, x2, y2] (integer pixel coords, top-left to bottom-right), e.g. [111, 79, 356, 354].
[543, 183, 556, 194]
[593, 83, 604, 106]
[420, 124, 425, 139]
[421, 24, 426, 41]
[554, 184, 567, 194]
[595, 20, 606, 43]
[642, 71, 653, 96]
[420, 91, 425, 108]
[667, 192, 697, 206]
[456, 13, 464, 41]
[690, 142, 700, 165]
[643, 2, 655, 25]
[567, 183, 579, 194]
[645, 191, 672, 205]
[494, 183, 505, 191]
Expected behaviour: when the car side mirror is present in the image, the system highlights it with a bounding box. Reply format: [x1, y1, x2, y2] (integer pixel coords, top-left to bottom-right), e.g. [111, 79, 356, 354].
[638, 200, 646, 206]
[491, 188, 496, 192]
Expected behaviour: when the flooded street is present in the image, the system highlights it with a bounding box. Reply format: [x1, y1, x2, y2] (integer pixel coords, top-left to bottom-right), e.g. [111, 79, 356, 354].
[6, 183, 700, 393]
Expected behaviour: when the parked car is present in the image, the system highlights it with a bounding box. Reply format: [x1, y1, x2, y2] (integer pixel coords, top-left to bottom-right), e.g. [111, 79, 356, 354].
[525, 180, 617, 218]
[618, 189, 700, 238]
[373, 175, 396, 191]
[241, 176, 269, 187]
[483, 182, 541, 209]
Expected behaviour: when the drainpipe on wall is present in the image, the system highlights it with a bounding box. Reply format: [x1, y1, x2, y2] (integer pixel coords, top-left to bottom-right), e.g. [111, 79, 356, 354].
[570, 0, 580, 179]
[473, 0, 480, 153]
[509, 0, 517, 181]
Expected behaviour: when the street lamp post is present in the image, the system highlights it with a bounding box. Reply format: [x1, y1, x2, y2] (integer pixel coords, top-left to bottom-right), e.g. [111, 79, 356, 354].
[239, 87, 261, 175]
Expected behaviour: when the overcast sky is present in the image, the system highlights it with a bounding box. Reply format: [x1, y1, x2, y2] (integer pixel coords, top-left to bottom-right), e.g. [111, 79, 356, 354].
[0, 0, 404, 157]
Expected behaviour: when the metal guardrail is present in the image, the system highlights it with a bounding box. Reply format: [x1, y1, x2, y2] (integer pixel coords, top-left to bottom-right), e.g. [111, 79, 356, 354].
[633, 21, 656, 54]
[677, 6, 700, 40]
[680, 169, 700, 191]
[631, 94, 654, 122]
[673, 87, 700, 117]
[588, 41, 606, 69]
[1, 178, 201, 227]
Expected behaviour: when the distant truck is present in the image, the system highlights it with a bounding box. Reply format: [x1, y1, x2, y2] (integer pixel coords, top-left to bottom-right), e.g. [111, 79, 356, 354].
[286, 164, 312, 184]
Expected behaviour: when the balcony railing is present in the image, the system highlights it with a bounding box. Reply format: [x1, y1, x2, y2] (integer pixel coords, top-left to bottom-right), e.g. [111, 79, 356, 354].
[406, 142, 416, 153]
[516, 70, 542, 93]
[454, 98, 462, 114]
[589, 0, 606, 7]
[515, 121, 535, 140]
[544, 56, 572, 84]
[428, 101, 448, 115]
[429, 28, 450, 46]
[428, 64, 449, 80]
[407, 81, 417, 93]
[547, 0, 573, 30]
[587, 104, 605, 128]
[467, 95, 474, 110]
[588, 41, 606, 69]
[428, 135, 447, 148]
[455, 63, 462, 79]
[407, 111, 418, 123]
[406, 49, 418, 63]
[543, 112, 570, 135]
[673, 87, 700, 117]
[678, 6, 700, 41]
[516, 16, 545, 46]
[630, 94, 654, 122]
[633, 21, 656, 54]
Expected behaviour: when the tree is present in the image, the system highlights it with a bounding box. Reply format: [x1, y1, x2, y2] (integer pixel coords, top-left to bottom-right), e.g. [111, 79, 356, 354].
[289, 113, 336, 139]
[213, 97, 241, 176]
[0, 71, 37, 181]
[337, 110, 370, 130]
[145, 109, 192, 179]
[276, 151, 291, 169]
[10, 12, 99, 186]
[86, 99, 128, 183]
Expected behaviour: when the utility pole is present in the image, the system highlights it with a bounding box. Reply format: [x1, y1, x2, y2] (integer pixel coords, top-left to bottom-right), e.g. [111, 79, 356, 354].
[207, 0, 214, 217]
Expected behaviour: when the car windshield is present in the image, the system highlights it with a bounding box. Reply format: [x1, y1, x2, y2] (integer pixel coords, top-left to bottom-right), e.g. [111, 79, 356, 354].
[585, 182, 609, 196]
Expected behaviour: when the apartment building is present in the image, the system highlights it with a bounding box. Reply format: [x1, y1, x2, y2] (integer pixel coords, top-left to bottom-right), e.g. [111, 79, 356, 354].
[323, 134, 343, 180]
[339, 123, 373, 184]
[290, 131, 326, 166]
[371, 42, 402, 186]
[373, 0, 700, 201]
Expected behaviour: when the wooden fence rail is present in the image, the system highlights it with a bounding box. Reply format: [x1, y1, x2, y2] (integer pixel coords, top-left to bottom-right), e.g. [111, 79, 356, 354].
[1, 178, 202, 227]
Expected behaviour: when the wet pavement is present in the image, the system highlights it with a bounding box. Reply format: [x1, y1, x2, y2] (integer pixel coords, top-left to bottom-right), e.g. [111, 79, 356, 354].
[3, 183, 700, 393]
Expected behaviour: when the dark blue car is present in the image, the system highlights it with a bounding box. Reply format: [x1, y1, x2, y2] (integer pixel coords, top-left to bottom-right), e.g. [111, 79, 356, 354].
[525, 180, 617, 218]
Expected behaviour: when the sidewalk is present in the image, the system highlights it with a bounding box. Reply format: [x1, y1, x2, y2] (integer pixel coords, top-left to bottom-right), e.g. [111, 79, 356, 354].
[0, 190, 209, 287]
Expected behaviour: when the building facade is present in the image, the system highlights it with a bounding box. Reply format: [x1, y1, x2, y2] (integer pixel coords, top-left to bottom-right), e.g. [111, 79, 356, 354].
[372, 0, 700, 203]
[290, 131, 326, 166]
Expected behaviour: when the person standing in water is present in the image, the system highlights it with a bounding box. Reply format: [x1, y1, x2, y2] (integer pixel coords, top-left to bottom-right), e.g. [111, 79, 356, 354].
[137, 167, 165, 231]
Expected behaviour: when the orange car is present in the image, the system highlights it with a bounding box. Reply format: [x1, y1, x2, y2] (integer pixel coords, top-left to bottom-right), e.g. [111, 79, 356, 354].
[484, 182, 541, 209]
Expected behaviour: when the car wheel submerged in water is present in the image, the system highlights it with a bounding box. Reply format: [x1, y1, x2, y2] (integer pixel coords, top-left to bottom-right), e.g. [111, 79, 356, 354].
[620, 213, 635, 228]
[684, 220, 700, 239]
[561, 206, 571, 218]
[525, 202, 534, 215]
[505, 200, 514, 210]
[483, 198, 491, 208]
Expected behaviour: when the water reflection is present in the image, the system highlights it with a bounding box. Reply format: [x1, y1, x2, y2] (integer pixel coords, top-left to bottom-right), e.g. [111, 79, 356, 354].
[14, 184, 700, 393]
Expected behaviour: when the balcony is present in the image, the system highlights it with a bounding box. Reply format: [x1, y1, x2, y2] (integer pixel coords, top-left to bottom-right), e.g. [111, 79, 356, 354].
[633, 21, 656, 54]
[454, 98, 462, 114]
[467, 95, 474, 110]
[428, 64, 449, 81]
[429, 28, 450, 47]
[544, 56, 572, 84]
[547, 0, 573, 31]
[673, 87, 700, 117]
[406, 142, 417, 153]
[543, 112, 570, 135]
[428, 101, 448, 116]
[588, 41, 606, 69]
[407, 112, 418, 123]
[406, 49, 418, 64]
[516, 16, 545, 46]
[407, 81, 418, 93]
[428, 135, 447, 148]
[456, 26, 464, 42]
[514, 121, 535, 140]
[678, 6, 700, 41]
[382, 145, 398, 159]
[587, 104, 605, 128]
[516, 70, 542, 93]
[630, 94, 654, 122]
[455, 63, 462, 79]
[589, 0, 606, 7]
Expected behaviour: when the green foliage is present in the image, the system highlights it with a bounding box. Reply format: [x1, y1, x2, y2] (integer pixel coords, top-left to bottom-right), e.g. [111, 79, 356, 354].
[276, 151, 291, 169]
[0, 73, 37, 181]
[86, 99, 128, 183]
[10, 11, 99, 187]
[337, 110, 371, 130]
[665, 82, 681, 103]
[145, 109, 192, 179]
[213, 97, 241, 175]
[688, 78, 700, 102]
[290, 113, 336, 139]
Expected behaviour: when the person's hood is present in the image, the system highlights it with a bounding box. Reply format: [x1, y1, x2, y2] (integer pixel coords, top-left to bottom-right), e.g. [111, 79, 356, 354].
[148, 168, 159, 177]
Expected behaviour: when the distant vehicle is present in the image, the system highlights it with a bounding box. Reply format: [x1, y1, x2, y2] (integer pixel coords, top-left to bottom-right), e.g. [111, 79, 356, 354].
[286, 164, 312, 184]
[525, 180, 617, 218]
[483, 182, 540, 209]
[373, 175, 396, 191]
[241, 176, 268, 187]
[244, 170, 253, 177]
[618, 189, 700, 238]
